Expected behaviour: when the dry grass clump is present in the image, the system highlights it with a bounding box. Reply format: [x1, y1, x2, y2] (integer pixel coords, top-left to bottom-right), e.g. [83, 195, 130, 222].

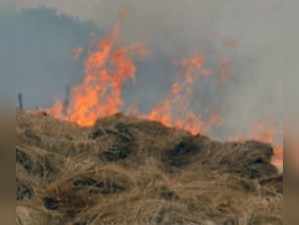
[16, 111, 283, 225]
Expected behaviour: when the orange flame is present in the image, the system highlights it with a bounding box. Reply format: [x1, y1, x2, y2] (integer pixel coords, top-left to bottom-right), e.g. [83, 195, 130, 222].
[146, 55, 220, 135]
[249, 122, 283, 170]
[47, 21, 283, 169]
[48, 21, 221, 135]
[49, 22, 146, 126]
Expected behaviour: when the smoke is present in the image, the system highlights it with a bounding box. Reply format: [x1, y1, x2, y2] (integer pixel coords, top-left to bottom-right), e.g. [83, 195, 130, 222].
[0, 6, 101, 108]
[11, 0, 298, 139]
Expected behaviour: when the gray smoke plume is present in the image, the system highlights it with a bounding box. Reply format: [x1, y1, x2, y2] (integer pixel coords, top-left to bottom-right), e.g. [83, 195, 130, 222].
[8, 0, 298, 139]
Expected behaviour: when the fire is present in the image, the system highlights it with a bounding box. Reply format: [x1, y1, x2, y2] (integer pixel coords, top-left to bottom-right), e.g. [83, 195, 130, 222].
[146, 55, 218, 135]
[249, 122, 284, 170]
[48, 21, 282, 171]
[47, 20, 283, 170]
[49, 22, 146, 126]
[49, 101, 65, 119]
[48, 20, 220, 135]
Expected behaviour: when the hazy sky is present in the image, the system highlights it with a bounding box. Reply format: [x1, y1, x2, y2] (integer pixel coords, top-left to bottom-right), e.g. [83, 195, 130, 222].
[3, 0, 298, 137]
[1, 5, 99, 108]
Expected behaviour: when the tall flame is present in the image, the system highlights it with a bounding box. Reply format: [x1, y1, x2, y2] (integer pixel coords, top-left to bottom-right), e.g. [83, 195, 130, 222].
[48, 22, 283, 170]
[49, 21, 220, 135]
[48, 21, 283, 169]
[49, 22, 146, 126]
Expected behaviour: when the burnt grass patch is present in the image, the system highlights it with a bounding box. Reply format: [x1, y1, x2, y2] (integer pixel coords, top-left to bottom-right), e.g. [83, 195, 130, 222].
[16, 146, 58, 180]
[164, 136, 203, 168]
[73, 177, 126, 194]
[41, 176, 127, 217]
[90, 122, 135, 162]
[16, 147, 34, 172]
[222, 141, 278, 179]
[17, 181, 34, 201]
[100, 142, 132, 161]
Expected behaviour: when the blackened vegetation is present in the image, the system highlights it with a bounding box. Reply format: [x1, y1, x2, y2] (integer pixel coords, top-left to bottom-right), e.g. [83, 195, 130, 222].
[100, 138, 132, 161]
[16, 112, 283, 225]
[73, 177, 126, 194]
[17, 180, 34, 201]
[43, 197, 59, 210]
[164, 136, 202, 167]
[163, 136, 278, 179]
[126, 120, 172, 136]
[16, 147, 34, 172]
[23, 128, 42, 145]
[16, 146, 59, 180]
[39, 169, 131, 218]
[90, 122, 134, 162]
[218, 141, 278, 179]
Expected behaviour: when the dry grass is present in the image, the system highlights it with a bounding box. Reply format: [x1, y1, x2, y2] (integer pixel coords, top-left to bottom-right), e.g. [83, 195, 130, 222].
[16, 111, 283, 225]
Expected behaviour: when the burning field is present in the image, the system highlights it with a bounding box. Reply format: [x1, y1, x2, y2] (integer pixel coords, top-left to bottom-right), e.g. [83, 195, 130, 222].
[16, 110, 282, 225]
[16, 14, 284, 225]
